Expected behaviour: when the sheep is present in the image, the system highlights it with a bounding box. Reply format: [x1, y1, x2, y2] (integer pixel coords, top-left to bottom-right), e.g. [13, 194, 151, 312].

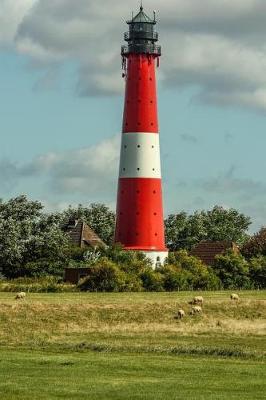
[190, 305, 202, 315]
[193, 296, 204, 305]
[15, 292, 26, 300]
[188, 296, 204, 306]
[175, 309, 185, 319]
[230, 293, 239, 301]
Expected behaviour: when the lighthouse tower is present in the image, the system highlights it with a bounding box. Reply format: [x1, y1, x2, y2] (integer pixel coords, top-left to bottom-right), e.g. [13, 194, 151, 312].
[115, 5, 168, 265]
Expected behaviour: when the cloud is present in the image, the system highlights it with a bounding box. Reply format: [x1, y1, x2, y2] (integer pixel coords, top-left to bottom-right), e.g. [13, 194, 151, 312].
[2, 0, 266, 108]
[199, 166, 266, 199]
[0, 0, 36, 46]
[0, 135, 120, 200]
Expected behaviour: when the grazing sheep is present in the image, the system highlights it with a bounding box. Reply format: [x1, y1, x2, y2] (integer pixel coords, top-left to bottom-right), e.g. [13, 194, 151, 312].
[176, 309, 185, 319]
[190, 305, 202, 315]
[15, 292, 26, 300]
[230, 293, 239, 301]
[188, 296, 204, 306]
[193, 296, 204, 305]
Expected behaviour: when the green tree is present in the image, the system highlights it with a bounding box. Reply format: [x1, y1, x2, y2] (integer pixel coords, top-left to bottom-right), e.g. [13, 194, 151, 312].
[165, 206, 251, 251]
[241, 228, 266, 258]
[0, 196, 70, 279]
[248, 256, 266, 289]
[78, 258, 127, 292]
[213, 251, 250, 289]
[166, 250, 220, 290]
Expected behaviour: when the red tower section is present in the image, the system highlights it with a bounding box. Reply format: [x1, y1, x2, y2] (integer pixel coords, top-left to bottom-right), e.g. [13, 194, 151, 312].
[115, 6, 168, 264]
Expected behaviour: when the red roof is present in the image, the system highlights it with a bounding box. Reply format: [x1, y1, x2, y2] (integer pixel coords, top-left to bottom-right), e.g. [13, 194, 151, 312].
[190, 241, 239, 266]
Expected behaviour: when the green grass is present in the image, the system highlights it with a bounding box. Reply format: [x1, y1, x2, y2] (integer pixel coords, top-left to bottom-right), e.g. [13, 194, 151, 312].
[0, 291, 265, 399]
[0, 350, 265, 400]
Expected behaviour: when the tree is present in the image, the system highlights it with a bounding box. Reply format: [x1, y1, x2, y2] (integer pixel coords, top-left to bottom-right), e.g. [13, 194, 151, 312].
[78, 258, 127, 292]
[249, 256, 266, 289]
[165, 206, 251, 251]
[166, 250, 220, 290]
[164, 212, 206, 251]
[241, 228, 266, 258]
[0, 196, 70, 279]
[62, 203, 115, 245]
[213, 251, 250, 289]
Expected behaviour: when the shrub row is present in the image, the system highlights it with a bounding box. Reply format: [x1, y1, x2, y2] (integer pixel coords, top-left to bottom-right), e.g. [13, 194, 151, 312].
[0, 276, 76, 293]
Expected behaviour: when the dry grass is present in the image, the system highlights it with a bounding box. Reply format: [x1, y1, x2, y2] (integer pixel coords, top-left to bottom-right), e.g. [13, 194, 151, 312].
[0, 291, 265, 358]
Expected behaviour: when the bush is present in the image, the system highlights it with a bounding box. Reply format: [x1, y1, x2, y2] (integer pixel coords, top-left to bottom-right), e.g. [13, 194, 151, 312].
[17, 259, 66, 278]
[241, 228, 266, 258]
[213, 251, 251, 289]
[165, 250, 221, 290]
[103, 245, 151, 268]
[158, 265, 192, 291]
[77, 258, 127, 292]
[0, 276, 76, 293]
[249, 256, 266, 289]
[140, 269, 165, 291]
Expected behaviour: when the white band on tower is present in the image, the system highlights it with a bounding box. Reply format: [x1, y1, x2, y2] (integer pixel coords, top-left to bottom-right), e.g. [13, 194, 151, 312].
[119, 132, 162, 179]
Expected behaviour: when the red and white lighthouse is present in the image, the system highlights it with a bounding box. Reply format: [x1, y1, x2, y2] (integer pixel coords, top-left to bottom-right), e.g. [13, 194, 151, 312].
[115, 5, 168, 265]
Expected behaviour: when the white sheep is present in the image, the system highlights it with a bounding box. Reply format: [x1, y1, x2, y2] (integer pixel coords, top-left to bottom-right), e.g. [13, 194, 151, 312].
[188, 296, 204, 306]
[15, 292, 26, 300]
[190, 305, 202, 315]
[230, 293, 239, 301]
[193, 296, 204, 305]
[176, 309, 185, 319]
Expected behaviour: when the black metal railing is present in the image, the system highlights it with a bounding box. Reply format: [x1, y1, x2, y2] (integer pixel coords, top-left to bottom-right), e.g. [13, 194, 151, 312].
[124, 31, 158, 42]
[121, 44, 161, 56]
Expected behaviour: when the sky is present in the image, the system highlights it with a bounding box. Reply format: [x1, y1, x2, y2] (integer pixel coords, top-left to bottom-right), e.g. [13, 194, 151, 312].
[0, 0, 266, 231]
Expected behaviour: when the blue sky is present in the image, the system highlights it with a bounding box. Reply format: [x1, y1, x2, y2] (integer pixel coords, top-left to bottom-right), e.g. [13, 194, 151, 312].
[1, 0, 266, 232]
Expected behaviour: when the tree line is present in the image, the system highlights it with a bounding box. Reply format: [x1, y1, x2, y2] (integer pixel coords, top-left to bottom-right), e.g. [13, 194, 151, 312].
[0, 195, 265, 290]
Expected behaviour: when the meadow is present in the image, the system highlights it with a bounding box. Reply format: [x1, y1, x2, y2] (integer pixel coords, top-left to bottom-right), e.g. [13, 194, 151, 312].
[0, 291, 265, 399]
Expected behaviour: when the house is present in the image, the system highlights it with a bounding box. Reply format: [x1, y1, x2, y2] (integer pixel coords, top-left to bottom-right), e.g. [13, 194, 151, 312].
[63, 219, 106, 284]
[65, 267, 91, 284]
[190, 241, 239, 266]
[63, 219, 106, 249]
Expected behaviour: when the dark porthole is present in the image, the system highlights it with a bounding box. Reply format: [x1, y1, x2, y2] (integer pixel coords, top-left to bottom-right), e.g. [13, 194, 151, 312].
[137, 190, 140, 194]
[152, 168, 155, 171]
[151, 123, 154, 126]
[153, 190, 156, 194]
[155, 233, 158, 237]
[124, 145, 127, 149]
[152, 145, 155, 148]
[154, 212, 157, 216]
[137, 168, 140, 171]
[123, 168, 126, 171]
[137, 145, 140, 148]
[150, 100, 153, 104]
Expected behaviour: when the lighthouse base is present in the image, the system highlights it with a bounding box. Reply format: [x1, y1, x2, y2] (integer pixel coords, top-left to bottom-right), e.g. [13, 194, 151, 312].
[143, 251, 169, 268]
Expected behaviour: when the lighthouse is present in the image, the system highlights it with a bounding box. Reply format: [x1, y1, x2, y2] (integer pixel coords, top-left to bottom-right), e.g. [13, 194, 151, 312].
[115, 5, 168, 265]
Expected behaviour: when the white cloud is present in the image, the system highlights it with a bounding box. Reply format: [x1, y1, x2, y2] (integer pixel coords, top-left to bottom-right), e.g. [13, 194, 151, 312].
[0, 0, 36, 45]
[2, 0, 266, 107]
[0, 135, 120, 199]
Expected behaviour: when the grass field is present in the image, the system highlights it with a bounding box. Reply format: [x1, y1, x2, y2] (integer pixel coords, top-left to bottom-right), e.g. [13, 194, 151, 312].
[0, 291, 265, 399]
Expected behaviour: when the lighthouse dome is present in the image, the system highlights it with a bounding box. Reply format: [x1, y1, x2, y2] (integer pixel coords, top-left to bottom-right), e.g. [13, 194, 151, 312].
[122, 6, 161, 56]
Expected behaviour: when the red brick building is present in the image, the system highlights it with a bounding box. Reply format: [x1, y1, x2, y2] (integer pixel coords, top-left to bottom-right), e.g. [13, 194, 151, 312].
[190, 241, 239, 266]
